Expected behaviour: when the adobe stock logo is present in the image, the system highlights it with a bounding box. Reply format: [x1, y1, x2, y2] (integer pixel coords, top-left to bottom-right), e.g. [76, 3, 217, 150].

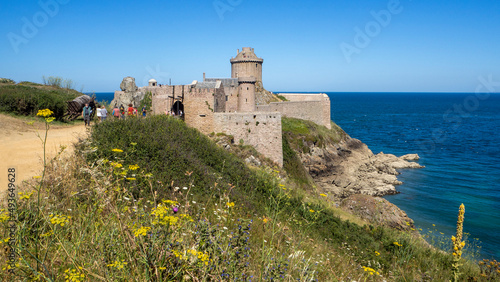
[213, 0, 243, 21]
[340, 0, 403, 63]
[7, 0, 70, 54]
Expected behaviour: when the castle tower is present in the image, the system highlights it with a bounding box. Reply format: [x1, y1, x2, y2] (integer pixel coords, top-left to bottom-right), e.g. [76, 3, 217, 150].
[237, 77, 256, 112]
[149, 79, 157, 87]
[230, 47, 263, 82]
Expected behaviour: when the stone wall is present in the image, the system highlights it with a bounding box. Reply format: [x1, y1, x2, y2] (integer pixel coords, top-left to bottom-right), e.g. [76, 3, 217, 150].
[213, 112, 283, 166]
[257, 93, 331, 129]
[151, 84, 226, 134]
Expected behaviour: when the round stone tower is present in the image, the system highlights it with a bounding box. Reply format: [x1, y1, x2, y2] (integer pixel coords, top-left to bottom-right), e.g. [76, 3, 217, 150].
[237, 77, 256, 112]
[230, 47, 263, 82]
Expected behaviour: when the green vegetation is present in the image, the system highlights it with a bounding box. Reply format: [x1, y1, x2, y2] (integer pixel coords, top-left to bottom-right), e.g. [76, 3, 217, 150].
[0, 114, 494, 281]
[282, 117, 346, 154]
[0, 78, 15, 84]
[0, 80, 81, 121]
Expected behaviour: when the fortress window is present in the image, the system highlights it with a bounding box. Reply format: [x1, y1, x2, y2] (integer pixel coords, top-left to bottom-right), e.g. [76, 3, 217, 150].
[246, 99, 247, 102]
[256, 64, 258, 68]
[247, 87, 249, 90]
[226, 96, 228, 101]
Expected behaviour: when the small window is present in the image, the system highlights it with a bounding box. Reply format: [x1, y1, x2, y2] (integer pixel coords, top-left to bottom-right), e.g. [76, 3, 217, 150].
[225, 96, 228, 101]
[247, 87, 249, 90]
[199, 114, 206, 117]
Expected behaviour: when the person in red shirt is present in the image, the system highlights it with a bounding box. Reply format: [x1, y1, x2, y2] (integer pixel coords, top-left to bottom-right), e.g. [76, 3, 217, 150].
[127, 104, 134, 117]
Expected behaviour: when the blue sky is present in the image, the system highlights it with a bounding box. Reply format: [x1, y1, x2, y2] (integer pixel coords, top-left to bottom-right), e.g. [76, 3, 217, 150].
[1, 0, 499, 92]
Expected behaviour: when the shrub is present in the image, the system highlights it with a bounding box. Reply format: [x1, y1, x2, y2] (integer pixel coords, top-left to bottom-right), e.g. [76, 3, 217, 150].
[0, 84, 79, 120]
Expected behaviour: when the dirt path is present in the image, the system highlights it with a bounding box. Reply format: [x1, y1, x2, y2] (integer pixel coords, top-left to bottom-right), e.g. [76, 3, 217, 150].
[0, 114, 88, 195]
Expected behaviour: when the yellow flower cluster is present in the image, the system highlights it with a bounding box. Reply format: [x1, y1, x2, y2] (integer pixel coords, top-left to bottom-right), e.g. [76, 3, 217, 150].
[107, 259, 128, 270]
[173, 250, 210, 265]
[320, 193, 327, 197]
[110, 162, 123, 168]
[50, 214, 71, 227]
[0, 209, 9, 223]
[162, 199, 179, 206]
[133, 226, 151, 237]
[64, 267, 85, 282]
[41, 230, 54, 238]
[112, 148, 123, 153]
[37, 109, 53, 117]
[19, 191, 34, 200]
[452, 204, 465, 258]
[128, 164, 140, 170]
[37, 109, 55, 122]
[226, 202, 235, 208]
[151, 204, 179, 226]
[374, 251, 380, 256]
[362, 266, 380, 275]
[393, 242, 403, 247]
[187, 249, 211, 265]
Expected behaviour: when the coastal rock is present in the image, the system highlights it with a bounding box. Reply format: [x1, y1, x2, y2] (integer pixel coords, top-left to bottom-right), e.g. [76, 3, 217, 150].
[111, 77, 145, 108]
[120, 76, 138, 92]
[297, 135, 423, 198]
[340, 194, 415, 231]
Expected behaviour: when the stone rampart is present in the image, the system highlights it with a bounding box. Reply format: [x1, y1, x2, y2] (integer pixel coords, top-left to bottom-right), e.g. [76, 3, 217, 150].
[213, 112, 283, 166]
[257, 93, 331, 129]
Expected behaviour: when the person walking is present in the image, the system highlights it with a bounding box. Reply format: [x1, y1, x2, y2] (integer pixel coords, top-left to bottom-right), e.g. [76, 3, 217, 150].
[120, 104, 125, 119]
[82, 103, 92, 126]
[96, 105, 102, 122]
[100, 105, 108, 122]
[112, 105, 120, 119]
[127, 104, 134, 117]
[142, 105, 147, 118]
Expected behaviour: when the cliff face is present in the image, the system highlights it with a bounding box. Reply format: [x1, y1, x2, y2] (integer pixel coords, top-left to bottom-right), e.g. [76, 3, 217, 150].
[283, 118, 423, 199]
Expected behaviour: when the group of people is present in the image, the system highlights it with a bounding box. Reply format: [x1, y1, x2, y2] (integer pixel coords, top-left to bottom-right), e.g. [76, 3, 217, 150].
[82, 103, 147, 126]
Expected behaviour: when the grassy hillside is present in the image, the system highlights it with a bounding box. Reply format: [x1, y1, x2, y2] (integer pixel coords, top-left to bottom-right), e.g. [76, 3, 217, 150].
[0, 79, 82, 120]
[1, 115, 494, 281]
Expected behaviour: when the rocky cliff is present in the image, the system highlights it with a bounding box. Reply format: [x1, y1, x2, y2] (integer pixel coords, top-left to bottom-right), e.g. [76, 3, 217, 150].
[282, 117, 423, 229]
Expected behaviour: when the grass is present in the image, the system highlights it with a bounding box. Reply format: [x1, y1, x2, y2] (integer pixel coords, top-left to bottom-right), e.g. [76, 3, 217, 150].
[0, 83, 81, 121]
[0, 114, 494, 281]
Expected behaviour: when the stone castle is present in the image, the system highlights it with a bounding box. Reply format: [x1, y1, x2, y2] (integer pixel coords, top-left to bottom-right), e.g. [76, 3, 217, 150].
[112, 47, 331, 166]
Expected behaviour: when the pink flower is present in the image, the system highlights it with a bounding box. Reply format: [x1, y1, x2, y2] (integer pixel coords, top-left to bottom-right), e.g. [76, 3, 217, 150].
[172, 206, 178, 213]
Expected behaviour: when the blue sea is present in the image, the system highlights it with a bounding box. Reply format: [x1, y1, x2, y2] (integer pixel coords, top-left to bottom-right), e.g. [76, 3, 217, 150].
[96, 91, 500, 260]
[329, 92, 500, 261]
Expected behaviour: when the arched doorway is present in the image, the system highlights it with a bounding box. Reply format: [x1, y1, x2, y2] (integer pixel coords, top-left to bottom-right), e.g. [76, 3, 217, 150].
[171, 101, 184, 118]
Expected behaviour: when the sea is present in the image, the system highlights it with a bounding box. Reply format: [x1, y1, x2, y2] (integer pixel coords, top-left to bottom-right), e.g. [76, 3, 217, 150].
[95, 91, 500, 260]
[328, 92, 500, 261]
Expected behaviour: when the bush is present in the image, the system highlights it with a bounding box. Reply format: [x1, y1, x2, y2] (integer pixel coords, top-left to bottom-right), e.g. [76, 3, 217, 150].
[0, 78, 15, 84]
[0, 84, 79, 120]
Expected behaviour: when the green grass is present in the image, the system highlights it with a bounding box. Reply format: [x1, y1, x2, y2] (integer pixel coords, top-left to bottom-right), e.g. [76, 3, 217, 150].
[0, 115, 492, 281]
[0, 83, 81, 121]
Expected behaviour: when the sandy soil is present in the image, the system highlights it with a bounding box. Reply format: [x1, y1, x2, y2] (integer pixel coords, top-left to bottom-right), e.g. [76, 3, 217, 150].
[0, 114, 88, 195]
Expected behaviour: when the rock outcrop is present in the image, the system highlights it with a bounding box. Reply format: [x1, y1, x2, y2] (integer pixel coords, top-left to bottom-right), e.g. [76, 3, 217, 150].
[340, 194, 416, 231]
[111, 77, 146, 108]
[297, 135, 423, 198]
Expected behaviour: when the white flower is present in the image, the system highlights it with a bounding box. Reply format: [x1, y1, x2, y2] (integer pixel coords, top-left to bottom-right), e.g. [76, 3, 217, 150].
[183, 187, 188, 190]
[192, 201, 196, 204]
[124, 197, 130, 201]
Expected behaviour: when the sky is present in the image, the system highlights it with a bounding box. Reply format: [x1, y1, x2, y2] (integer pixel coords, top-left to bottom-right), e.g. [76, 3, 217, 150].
[1, 0, 499, 93]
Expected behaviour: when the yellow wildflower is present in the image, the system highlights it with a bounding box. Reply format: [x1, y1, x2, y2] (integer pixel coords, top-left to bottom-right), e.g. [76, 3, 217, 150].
[0, 210, 9, 223]
[49, 214, 71, 227]
[375, 251, 380, 256]
[393, 242, 403, 247]
[19, 191, 34, 200]
[309, 209, 315, 213]
[112, 148, 123, 153]
[36, 109, 53, 117]
[128, 164, 140, 170]
[226, 202, 235, 208]
[133, 226, 151, 237]
[107, 259, 128, 269]
[64, 267, 85, 282]
[126, 177, 136, 181]
[320, 193, 327, 197]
